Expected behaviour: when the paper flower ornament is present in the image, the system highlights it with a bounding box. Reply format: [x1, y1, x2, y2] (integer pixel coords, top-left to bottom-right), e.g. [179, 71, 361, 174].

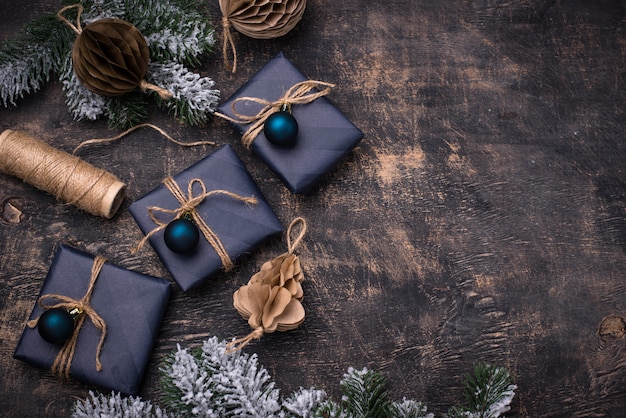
[228, 217, 307, 351]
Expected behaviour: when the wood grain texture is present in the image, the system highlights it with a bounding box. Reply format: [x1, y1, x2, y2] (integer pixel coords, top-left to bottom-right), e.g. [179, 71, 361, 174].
[1, 0, 625, 416]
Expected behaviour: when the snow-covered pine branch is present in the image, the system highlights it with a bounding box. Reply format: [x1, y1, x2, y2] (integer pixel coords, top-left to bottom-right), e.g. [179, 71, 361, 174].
[148, 62, 220, 126]
[72, 337, 516, 418]
[79, 0, 127, 23]
[160, 337, 282, 417]
[0, 16, 71, 107]
[392, 399, 435, 418]
[1, 0, 218, 128]
[60, 53, 109, 121]
[72, 391, 175, 418]
[281, 388, 328, 418]
[126, 0, 216, 64]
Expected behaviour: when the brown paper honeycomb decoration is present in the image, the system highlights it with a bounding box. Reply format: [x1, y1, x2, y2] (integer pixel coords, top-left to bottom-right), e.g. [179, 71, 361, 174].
[219, 0, 306, 72]
[72, 18, 150, 96]
[220, 0, 307, 39]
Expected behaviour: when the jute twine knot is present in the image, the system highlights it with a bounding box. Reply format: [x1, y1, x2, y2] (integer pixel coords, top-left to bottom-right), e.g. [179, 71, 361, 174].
[216, 80, 335, 148]
[226, 217, 307, 352]
[132, 177, 258, 271]
[222, 16, 238, 73]
[26, 256, 108, 379]
[226, 327, 264, 353]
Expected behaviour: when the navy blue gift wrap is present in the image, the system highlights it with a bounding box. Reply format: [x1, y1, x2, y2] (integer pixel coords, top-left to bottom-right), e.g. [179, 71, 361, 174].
[218, 52, 364, 194]
[14, 245, 171, 395]
[129, 144, 284, 291]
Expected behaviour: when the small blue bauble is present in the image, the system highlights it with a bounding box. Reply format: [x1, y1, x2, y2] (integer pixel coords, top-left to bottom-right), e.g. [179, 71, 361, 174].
[38, 308, 75, 345]
[264, 111, 298, 147]
[164, 218, 200, 254]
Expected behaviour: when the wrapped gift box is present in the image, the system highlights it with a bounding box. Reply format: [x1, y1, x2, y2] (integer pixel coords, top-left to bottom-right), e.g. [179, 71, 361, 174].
[129, 144, 283, 291]
[218, 52, 364, 194]
[14, 245, 171, 395]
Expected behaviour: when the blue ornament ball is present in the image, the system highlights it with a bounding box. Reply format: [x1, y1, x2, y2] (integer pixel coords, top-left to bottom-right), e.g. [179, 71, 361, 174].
[164, 218, 200, 254]
[38, 308, 75, 345]
[264, 110, 298, 147]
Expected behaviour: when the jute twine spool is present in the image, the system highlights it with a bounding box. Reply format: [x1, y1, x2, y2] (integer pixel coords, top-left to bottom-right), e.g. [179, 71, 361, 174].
[0, 130, 126, 218]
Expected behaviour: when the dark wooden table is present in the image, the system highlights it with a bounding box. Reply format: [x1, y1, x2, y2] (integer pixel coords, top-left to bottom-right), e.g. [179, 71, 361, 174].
[1, 1, 625, 416]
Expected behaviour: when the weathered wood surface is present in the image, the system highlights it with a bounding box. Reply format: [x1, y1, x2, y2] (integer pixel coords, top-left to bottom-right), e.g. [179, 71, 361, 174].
[1, 0, 625, 416]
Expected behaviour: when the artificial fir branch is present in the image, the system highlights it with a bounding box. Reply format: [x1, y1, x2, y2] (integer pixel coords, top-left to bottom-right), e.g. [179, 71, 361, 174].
[147, 62, 220, 126]
[1, 0, 219, 128]
[72, 337, 516, 418]
[0, 15, 74, 106]
[317, 368, 434, 418]
[158, 344, 207, 416]
[282, 388, 327, 417]
[73, 391, 175, 418]
[443, 363, 517, 418]
[336, 367, 393, 417]
[59, 51, 109, 121]
[127, 0, 216, 65]
[79, 0, 126, 20]
[159, 337, 283, 417]
[391, 399, 434, 418]
[104, 94, 150, 129]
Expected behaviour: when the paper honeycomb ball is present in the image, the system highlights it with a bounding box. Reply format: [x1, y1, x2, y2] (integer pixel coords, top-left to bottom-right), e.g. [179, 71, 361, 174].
[72, 18, 150, 96]
[220, 0, 307, 39]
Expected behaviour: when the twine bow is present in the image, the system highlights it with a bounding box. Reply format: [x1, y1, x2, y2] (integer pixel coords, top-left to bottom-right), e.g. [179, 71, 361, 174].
[216, 80, 335, 148]
[132, 177, 258, 271]
[227, 217, 307, 352]
[27, 256, 108, 379]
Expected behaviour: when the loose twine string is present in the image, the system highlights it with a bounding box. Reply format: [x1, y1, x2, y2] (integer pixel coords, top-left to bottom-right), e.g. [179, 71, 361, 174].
[215, 80, 335, 148]
[286, 217, 307, 255]
[222, 16, 238, 73]
[56, 4, 173, 100]
[131, 177, 258, 271]
[72, 123, 216, 155]
[26, 256, 108, 379]
[56, 4, 84, 35]
[225, 217, 307, 352]
[226, 327, 264, 354]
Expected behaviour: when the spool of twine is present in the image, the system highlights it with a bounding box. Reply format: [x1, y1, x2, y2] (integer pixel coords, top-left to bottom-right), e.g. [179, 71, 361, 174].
[0, 130, 126, 218]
